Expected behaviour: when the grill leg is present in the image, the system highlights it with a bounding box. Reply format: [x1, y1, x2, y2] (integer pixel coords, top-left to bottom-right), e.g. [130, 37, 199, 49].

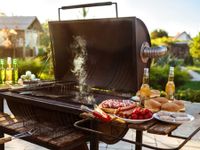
[0, 96, 4, 150]
[90, 121, 99, 150]
[135, 130, 143, 150]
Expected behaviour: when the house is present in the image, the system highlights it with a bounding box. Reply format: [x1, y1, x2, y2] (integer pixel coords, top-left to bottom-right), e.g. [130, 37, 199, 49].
[174, 31, 192, 43]
[169, 31, 192, 58]
[0, 16, 43, 58]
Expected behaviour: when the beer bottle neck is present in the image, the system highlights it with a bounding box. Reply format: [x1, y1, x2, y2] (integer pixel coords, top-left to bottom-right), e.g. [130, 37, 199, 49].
[168, 69, 174, 82]
[143, 75, 149, 84]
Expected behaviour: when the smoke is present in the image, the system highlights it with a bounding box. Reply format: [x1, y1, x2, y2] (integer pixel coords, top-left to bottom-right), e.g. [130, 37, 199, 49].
[71, 36, 95, 104]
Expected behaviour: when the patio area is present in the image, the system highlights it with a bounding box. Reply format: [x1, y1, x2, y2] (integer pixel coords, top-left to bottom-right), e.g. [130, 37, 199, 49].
[3, 100, 200, 150]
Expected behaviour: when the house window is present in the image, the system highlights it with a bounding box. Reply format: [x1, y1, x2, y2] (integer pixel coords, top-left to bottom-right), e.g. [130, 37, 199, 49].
[25, 30, 38, 48]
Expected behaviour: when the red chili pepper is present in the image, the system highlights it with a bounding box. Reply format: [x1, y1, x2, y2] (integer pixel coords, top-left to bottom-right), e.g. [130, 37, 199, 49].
[92, 111, 111, 122]
[81, 105, 111, 122]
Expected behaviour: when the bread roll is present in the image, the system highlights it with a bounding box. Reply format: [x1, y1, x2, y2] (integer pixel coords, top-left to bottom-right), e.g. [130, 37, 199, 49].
[145, 99, 161, 112]
[161, 102, 180, 112]
[150, 89, 161, 98]
[160, 116, 174, 122]
[157, 111, 171, 117]
[137, 89, 160, 98]
[153, 97, 169, 104]
[171, 112, 188, 117]
[175, 116, 190, 122]
[173, 100, 184, 110]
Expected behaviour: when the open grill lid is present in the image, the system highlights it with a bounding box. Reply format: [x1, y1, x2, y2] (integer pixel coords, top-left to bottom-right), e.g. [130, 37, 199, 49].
[48, 17, 151, 93]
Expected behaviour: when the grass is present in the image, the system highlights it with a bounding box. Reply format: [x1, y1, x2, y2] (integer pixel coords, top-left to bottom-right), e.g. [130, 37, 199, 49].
[186, 66, 200, 73]
[178, 81, 200, 90]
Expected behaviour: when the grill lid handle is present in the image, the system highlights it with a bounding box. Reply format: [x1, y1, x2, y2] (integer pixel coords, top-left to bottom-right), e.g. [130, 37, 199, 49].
[140, 42, 168, 63]
[58, 1, 118, 20]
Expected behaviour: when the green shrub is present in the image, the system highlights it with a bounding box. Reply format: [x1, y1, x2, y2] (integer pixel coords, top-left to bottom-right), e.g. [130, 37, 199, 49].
[152, 54, 183, 67]
[18, 57, 42, 78]
[184, 54, 194, 66]
[178, 81, 200, 90]
[150, 65, 190, 91]
[175, 89, 200, 102]
[39, 72, 54, 80]
[18, 57, 55, 81]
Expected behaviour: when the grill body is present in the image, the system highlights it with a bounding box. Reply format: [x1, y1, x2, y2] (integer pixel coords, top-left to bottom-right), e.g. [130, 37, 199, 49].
[1, 16, 153, 149]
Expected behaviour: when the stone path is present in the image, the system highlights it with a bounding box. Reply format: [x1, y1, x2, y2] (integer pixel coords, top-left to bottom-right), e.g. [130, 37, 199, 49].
[181, 66, 200, 81]
[188, 70, 200, 81]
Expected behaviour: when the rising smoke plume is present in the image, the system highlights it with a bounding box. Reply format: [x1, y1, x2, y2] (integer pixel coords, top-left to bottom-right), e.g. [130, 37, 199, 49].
[71, 36, 95, 104]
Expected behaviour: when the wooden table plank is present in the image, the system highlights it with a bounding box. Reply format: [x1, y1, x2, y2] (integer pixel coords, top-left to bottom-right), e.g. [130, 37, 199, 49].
[128, 119, 157, 131]
[147, 122, 178, 135]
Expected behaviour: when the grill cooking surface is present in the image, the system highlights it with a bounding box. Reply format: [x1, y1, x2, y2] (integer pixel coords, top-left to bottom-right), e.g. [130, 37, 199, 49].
[10, 81, 133, 107]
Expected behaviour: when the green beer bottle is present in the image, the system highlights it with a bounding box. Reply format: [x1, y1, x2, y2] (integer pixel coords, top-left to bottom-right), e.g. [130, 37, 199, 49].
[12, 58, 18, 84]
[0, 59, 5, 84]
[5, 57, 12, 84]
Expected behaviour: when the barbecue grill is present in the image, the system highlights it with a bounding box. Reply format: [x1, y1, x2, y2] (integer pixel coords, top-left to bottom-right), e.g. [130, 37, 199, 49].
[0, 2, 167, 150]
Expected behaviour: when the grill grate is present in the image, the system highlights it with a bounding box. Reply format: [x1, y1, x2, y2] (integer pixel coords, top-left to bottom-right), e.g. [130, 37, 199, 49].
[11, 81, 133, 106]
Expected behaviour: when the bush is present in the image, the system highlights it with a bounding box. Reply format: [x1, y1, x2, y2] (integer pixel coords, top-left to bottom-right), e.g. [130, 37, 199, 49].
[184, 54, 194, 65]
[152, 54, 183, 67]
[17, 56, 55, 81]
[18, 57, 42, 77]
[150, 65, 190, 91]
[39, 72, 54, 80]
[175, 89, 200, 102]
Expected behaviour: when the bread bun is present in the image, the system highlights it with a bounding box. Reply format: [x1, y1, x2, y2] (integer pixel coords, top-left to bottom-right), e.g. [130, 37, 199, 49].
[150, 89, 161, 98]
[137, 89, 160, 98]
[173, 100, 184, 110]
[145, 99, 161, 112]
[161, 102, 180, 112]
[153, 97, 169, 104]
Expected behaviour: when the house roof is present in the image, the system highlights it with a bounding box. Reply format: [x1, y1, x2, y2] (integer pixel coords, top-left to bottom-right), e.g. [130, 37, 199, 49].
[0, 16, 43, 32]
[174, 31, 192, 41]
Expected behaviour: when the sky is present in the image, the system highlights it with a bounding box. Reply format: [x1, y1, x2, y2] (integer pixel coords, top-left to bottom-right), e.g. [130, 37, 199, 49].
[1, 0, 200, 37]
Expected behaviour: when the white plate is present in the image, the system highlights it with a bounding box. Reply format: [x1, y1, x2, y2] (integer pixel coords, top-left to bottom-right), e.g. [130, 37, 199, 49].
[115, 115, 153, 124]
[153, 113, 194, 124]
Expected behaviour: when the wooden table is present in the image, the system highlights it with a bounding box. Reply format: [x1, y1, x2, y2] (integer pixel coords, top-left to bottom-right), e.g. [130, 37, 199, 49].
[74, 101, 200, 150]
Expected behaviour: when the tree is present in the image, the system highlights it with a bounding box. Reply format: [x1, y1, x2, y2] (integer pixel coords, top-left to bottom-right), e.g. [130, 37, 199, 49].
[151, 29, 168, 39]
[189, 32, 200, 59]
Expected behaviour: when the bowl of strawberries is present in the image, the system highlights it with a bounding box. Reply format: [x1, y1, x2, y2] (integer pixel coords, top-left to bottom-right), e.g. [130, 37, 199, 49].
[115, 107, 153, 124]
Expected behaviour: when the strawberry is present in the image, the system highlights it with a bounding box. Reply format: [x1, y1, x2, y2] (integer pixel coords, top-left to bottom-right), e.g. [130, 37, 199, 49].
[144, 108, 150, 114]
[138, 115, 144, 119]
[141, 109, 146, 115]
[145, 112, 152, 119]
[133, 108, 139, 114]
[131, 113, 138, 119]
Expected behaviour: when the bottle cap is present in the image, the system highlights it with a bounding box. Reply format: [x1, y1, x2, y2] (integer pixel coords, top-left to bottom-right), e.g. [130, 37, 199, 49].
[7, 57, 12, 64]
